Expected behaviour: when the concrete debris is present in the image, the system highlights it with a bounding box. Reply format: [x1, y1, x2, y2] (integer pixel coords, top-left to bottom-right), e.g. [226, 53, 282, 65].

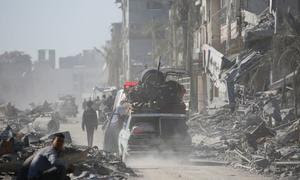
[32, 115, 60, 134]
[0, 99, 75, 139]
[71, 147, 137, 179]
[0, 137, 136, 180]
[244, 10, 275, 50]
[0, 100, 136, 179]
[189, 93, 300, 178]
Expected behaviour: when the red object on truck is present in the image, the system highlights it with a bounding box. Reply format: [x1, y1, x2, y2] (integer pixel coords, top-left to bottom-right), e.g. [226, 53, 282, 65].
[124, 81, 138, 89]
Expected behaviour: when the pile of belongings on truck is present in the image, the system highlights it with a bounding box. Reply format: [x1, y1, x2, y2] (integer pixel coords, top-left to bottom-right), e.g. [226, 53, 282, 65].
[0, 128, 136, 180]
[125, 69, 186, 114]
[189, 90, 300, 179]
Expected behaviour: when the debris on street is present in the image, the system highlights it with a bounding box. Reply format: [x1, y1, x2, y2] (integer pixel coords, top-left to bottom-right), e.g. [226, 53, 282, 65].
[2, 0, 300, 179]
[70, 147, 137, 179]
[189, 93, 300, 178]
[0, 99, 136, 180]
[0, 130, 136, 180]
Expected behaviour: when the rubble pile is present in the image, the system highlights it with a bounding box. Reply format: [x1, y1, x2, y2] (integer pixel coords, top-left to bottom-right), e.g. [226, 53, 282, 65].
[0, 130, 136, 180]
[189, 92, 300, 178]
[71, 147, 137, 179]
[0, 100, 71, 143]
[0, 100, 135, 180]
[0, 126, 45, 178]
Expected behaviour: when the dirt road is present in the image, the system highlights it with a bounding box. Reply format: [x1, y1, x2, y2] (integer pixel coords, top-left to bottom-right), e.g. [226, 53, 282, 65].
[132, 166, 271, 180]
[125, 157, 272, 180]
[60, 119, 104, 148]
[60, 119, 271, 180]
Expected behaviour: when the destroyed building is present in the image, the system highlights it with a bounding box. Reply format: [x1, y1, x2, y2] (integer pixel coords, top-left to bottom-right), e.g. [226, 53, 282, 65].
[0, 51, 33, 106]
[116, 0, 170, 81]
[162, 0, 300, 115]
[108, 0, 300, 113]
[105, 1, 300, 177]
[103, 23, 123, 88]
[184, 0, 300, 178]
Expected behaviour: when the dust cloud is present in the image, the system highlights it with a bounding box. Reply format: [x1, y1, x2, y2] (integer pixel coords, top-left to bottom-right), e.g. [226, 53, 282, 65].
[126, 154, 188, 169]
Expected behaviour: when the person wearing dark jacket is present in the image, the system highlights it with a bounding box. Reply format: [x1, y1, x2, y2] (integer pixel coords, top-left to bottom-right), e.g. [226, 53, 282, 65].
[82, 99, 87, 111]
[82, 101, 98, 147]
[21, 133, 74, 180]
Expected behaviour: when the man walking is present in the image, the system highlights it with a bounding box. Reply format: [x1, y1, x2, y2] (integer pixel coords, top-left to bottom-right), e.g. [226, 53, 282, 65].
[82, 101, 98, 147]
[82, 99, 87, 111]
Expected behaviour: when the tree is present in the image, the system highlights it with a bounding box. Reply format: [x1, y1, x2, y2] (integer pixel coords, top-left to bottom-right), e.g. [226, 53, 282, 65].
[96, 40, 120, 87]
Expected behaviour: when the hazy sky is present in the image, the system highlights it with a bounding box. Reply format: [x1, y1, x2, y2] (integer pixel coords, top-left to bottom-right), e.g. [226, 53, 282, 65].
[0, 0, 121, 60]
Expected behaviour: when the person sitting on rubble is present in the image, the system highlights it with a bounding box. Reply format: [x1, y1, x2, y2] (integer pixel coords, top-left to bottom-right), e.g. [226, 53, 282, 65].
[26, 133, 74, 180]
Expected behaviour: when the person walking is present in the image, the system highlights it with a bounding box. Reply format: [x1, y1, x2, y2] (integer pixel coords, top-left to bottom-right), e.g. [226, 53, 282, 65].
[92, 96, 101, 111]
[82, 99, 87, 111]
[82, 101, 98, 147]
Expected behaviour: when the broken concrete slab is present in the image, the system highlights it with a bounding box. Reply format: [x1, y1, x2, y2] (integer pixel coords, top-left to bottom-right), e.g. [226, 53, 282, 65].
[32, 115, 60, 134]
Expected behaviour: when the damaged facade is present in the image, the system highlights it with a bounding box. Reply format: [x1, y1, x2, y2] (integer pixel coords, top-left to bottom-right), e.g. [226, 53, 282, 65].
[190, 0, 270, 112]
[109, 0, 300, 115]
[187, 1, 300, 178]
[187, 0, 300, 115]
[115, 0, 170, 81]
[0, 51, 33, 106]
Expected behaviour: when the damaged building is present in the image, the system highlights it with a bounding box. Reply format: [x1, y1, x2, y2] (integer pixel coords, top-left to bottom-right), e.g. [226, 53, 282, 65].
[0, 51, 32, 106]
[190, 0, 271, 112]
[116, 0, 170, 81]
[185, 1, 300, 178]
[110, 0, 300, 114]
[186, 0, 300, 115]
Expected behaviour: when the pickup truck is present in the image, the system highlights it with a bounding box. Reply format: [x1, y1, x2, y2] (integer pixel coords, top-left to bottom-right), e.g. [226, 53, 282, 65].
[118, 113, 191, 161]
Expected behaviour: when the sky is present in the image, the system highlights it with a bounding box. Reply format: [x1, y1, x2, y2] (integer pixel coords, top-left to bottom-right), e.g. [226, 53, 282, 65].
[0, 0, 121, 60]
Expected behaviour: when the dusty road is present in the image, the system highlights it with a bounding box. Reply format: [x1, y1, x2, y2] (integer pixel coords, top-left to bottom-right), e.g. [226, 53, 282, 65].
[61, 118, 272, 180]
[60, 119, 104, 148]
[132, 166, 271, 180]
[127, 158, 271, 180]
